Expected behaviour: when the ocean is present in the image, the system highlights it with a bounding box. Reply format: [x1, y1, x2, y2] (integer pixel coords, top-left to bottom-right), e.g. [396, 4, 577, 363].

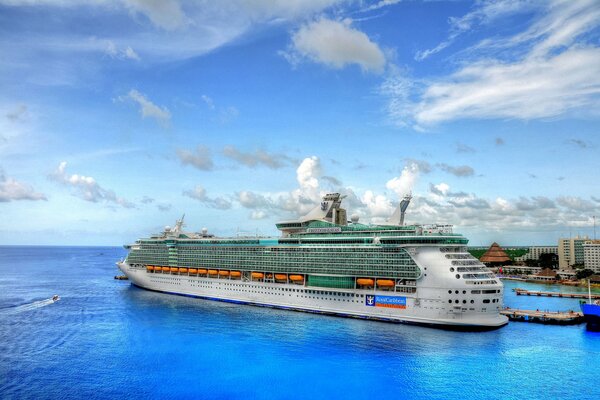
[0, 246, 598, 399]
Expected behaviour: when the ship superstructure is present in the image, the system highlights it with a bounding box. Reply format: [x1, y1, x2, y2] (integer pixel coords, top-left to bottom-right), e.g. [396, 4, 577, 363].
[118, 193, 507, 330]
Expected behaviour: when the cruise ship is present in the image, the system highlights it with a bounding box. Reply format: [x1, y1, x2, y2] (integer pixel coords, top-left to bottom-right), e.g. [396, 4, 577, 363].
[117, 193, 508, 330]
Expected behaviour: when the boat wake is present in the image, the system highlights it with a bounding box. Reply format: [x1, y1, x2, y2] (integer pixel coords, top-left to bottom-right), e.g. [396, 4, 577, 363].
[2, 297, 59, 315]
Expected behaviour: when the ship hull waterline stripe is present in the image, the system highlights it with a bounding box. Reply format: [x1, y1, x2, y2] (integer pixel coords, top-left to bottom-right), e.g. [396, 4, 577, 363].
[129, 283, 507, 332]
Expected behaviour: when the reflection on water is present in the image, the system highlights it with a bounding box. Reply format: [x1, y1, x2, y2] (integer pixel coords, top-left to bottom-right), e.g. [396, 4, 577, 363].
[0, 246, 598, 400]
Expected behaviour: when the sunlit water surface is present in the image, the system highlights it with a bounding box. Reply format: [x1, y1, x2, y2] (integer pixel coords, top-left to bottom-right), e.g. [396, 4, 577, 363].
[0, 246, 598, 399]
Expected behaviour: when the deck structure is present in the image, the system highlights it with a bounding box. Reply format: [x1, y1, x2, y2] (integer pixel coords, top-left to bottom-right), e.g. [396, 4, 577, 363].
[500, 308, 584, 324]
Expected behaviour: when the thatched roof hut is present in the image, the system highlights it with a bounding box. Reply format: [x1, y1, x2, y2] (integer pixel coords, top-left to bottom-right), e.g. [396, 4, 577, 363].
[480, 242, 511, 265]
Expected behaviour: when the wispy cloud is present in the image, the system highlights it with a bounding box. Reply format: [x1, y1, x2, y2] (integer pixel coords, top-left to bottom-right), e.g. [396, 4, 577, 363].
[223, 146, 294, 169]
[437, 163, 475, 177]
[384, 1, 600, 127]
[0, 168, 46, 202]
[182, 185, 231, 209]
[282, 18, 386, 73]
[567, 138, 591, 149]
[118, 89, 171, 127]
[49, 161, 134, 208]
[177, 146, 214, 171]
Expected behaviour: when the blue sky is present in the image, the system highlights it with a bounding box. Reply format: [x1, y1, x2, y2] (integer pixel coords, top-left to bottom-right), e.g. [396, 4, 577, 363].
[1, 0, 599, 246]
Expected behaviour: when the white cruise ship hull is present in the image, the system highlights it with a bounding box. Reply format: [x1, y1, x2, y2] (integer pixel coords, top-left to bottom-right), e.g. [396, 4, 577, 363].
[118, 261, 508, 330]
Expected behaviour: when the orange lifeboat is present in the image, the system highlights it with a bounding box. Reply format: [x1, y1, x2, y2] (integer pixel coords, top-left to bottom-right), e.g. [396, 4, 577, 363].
[188, 268, 198, 274]
[377, 279, 395, 288]
[198, 269, 208, 275]
[357, 278, 374, 286]
[146, 265, 154, 272]
[179, 268, 188, 274]
[170, 267, 179, 273]
[274, 274, 287, 281]
[208, 269, 218, 276]
[218, 270, 230, 277]
[251, 272, 264, 280]
[230, 271, 241, 278]
[289, 275, 304, 283]
[161, 266, 170, 273]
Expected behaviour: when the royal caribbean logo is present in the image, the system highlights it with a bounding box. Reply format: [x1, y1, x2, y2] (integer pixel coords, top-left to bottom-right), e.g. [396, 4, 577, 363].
[365, 295, 406, 309]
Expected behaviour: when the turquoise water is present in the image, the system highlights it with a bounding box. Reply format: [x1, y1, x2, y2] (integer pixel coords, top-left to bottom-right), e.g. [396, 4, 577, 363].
[0, 246, 598, 399]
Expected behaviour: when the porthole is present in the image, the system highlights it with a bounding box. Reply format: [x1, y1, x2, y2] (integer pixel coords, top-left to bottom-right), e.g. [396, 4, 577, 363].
[448, 290, 452, 294]
[470, 300, 474, 304]
[463, 300, 466, 304]
[450, 267, 455, 272]
[456, 274, 460, 279]
[462, 290, 466, 294]
[455, 290, 459, 294]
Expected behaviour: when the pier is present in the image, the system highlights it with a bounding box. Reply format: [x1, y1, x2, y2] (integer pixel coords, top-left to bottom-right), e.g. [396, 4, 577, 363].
[501, 308, 584, 325]
[514, 288, 600, 299]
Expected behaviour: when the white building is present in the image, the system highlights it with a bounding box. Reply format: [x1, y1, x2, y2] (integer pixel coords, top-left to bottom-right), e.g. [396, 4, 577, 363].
[583, 240, 600, 273]
[558, 236, 589, 269]
[515, 246, 558, 262]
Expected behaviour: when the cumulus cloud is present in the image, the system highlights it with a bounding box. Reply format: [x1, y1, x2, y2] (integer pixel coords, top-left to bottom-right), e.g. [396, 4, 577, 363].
[429, 182, 450, 197]
[118, 89, 171, 126]
[283, 18, 386, 73]
[177, 146, 214, 171]
[386, 161, 421, 197]
[49, 161, 134, 208]
[0, 169, 46, 202]
[437, 163, 475, 177]
[183, 185, 231, 209]
[223, 146, 293, 169]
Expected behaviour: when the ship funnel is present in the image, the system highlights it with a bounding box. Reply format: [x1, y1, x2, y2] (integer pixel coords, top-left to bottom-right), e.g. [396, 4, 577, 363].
[399, 194, 412, 226]
[386, 194, 412, 226]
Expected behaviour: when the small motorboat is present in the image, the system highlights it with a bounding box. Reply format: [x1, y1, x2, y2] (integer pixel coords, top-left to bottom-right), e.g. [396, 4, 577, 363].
[52, 295, 60, 302]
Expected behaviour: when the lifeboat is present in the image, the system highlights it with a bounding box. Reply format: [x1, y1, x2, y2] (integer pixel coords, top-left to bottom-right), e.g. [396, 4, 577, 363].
[289, 275, 304, 283]
[376, 279, 395, 288]
[179, 268, 188, 274]
[198, 269, 208, 275]
[357, 278, 374, 286]
[188, 268, 198, 274]
[274, 274, 287, 281]
[208, 269, 218, 276]
[251, 272, 264, 280]
[146, 265, 154, 272]
[230, 271, 241, 278]
[161, 266, 170, 272]
[170, 267, 179, 273]
[218, 270, 230, 277]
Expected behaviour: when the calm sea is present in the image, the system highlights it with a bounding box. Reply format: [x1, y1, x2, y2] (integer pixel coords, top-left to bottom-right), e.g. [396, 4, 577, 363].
[0, 246, 598, 400]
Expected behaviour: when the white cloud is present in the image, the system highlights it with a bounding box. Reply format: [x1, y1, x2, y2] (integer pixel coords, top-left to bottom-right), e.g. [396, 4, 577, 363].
[285, 18, 386, 73]
[0, 168, 46, 202]
[105, 40, 140, 60]
[386, 161, 420, 197]
[384, 0, 600, 127]
[5, 104, 28, 122]
[177, 146, 214, 171]
[183, 185, 232, 209]
[415, 0, 536, 61]
[49, 161, 134, 208]
[223, 146, 293, 169]
[119, 89, 171, 126]
[123, 0, 188, 31]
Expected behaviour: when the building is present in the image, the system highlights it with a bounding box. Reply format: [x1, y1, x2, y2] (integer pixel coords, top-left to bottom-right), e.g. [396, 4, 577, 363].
[558, 236, 589, 269]
[515, 246, 559, 262]
[480, 242, 511, 266]
[583, 240, 600, 273]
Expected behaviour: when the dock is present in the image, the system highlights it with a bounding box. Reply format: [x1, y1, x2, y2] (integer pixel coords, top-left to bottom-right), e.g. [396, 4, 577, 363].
[501, 308, 584, 325]
[514, 288, 600, 299]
